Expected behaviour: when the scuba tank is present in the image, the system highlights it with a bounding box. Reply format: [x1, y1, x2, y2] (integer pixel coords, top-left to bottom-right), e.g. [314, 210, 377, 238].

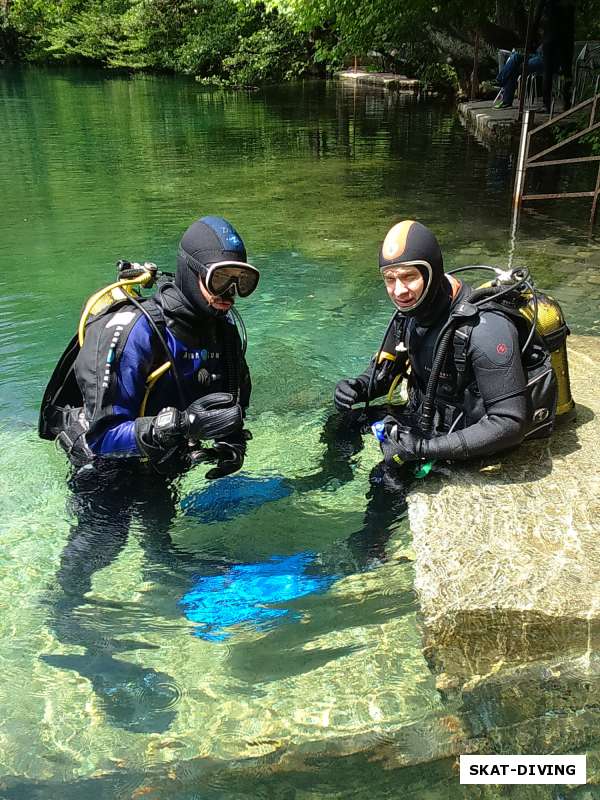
[518, 288, 574, 419]
[38, 260, 181, 441]
[417, 265, 575, 436]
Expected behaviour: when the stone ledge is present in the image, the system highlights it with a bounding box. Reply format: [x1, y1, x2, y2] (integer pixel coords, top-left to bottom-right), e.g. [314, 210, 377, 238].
[336, 70, 421, 91]
[458, 99, 553, 146]
[410, 335, 600, 684]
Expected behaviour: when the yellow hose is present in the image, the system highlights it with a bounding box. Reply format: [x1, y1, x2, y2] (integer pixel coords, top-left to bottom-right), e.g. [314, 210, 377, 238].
[139, 362, 172, 416]
[386, 373, 406, 404]
[77, 271, 154, 346]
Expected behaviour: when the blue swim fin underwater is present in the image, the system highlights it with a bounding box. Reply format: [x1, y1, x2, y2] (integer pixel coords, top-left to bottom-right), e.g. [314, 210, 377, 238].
[181, 474, 292, 523]
[178, 552, 338, 640]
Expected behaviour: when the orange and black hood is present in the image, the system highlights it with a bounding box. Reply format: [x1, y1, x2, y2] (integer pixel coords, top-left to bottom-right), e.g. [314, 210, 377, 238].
[379, 219, 449, 324]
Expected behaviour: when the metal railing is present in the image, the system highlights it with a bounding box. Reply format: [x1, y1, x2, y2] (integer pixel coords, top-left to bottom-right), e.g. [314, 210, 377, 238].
[513, 77, 600, 228]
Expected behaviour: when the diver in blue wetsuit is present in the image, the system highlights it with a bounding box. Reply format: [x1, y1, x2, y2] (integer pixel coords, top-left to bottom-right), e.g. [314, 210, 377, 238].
[46, 215, 257, 475]
[41, 215, 260, 598]
[38, 217, 260, 731]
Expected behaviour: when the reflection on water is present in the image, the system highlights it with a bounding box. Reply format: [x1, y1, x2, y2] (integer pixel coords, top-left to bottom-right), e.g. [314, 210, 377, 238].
[179, 552, 340, 640]
[0, 66, 599, 797]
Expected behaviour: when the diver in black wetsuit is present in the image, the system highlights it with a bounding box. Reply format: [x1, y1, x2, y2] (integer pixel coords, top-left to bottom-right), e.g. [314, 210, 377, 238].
[333, 219, 529, 488]
[39, 216, 259, 732]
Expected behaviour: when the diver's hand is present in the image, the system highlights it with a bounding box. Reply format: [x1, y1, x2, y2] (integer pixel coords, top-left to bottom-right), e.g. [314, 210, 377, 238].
[135, 394, 242, 463]
[135, 407, 190, 472]
[380, 418, 424, 466]
[204, 431, 251, 480]
[185, 393, 243, 442]
[136, 407, 187, 453]
[334, 378, 367, 412]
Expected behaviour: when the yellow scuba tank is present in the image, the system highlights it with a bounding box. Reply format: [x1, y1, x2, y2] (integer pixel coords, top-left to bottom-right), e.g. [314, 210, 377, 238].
[518, 291, 575, 419]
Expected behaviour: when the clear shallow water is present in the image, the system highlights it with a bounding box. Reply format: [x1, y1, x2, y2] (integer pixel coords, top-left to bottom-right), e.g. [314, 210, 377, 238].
[1, 66, 600, 799]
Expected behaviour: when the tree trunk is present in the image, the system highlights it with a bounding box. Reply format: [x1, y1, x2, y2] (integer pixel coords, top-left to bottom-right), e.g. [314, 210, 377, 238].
[471, 30, 480, 100]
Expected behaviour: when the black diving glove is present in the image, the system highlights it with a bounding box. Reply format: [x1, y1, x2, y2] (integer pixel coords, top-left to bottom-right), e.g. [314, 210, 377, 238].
[204, 431, 251, 480]
[334, 376, 369, 412]
[185, 393, 243, 441]
[135, 393, 243, 464]
[380, 417, 424, 467]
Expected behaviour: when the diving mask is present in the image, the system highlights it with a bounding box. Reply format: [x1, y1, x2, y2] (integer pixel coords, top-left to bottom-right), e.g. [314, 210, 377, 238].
[204, 261, 260, 298]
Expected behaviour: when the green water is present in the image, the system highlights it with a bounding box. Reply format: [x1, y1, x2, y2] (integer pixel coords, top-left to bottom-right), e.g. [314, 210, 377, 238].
[1, 66, 600, 799]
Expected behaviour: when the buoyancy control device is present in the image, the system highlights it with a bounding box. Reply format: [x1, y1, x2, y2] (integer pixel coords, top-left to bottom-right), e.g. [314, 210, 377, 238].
[38, 260, 183, 440]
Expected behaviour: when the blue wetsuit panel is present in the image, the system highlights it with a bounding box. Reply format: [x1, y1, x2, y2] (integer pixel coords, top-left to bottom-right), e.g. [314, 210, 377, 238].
[90, 316, 214, 457]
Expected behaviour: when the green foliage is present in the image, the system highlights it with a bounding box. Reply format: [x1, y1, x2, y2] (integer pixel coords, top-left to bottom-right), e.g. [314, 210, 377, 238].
[5, 0, 600, 89]
[43, 2, 147, 66]
[552, 112, 600, 156]
[4, 0, 311, 81]
[149, 1, 310, 83]
[418, 62, 460, 95]
[576, 0, 600, 39]
[221, 19, 309, 85]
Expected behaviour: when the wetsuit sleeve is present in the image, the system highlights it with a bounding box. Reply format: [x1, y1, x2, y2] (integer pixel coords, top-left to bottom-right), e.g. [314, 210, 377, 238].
[76, 313, 156, 457]
[422, 313, 527, 461]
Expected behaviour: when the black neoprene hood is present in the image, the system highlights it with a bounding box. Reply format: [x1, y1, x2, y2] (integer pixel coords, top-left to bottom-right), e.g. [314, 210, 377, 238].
[175, 216, 249, 313]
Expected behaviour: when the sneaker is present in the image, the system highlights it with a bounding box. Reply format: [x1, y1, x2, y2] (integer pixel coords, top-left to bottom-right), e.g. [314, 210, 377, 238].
[493, 98, 512, 109]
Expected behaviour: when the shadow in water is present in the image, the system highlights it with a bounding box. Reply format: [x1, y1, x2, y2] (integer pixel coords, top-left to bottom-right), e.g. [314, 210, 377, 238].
[0, 750, 460, 800]
[448, 402, 595, 489]
[227, 584, 418, 684]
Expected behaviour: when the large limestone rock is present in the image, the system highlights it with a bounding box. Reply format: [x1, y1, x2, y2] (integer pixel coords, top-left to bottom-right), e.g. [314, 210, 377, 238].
[409, 334, 600, 755]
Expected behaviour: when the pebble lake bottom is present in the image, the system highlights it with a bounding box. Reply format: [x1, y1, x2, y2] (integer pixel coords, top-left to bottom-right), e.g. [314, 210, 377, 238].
[1, 66, 600, 799]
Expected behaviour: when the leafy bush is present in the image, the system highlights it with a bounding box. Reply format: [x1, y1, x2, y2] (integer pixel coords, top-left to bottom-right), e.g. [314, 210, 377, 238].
[4, 0, 311, 81]
[418, 61, 460, 94]
[220, 15, 310, 85]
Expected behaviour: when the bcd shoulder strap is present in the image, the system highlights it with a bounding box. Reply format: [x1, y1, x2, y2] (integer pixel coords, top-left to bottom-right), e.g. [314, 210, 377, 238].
[453, 322, 473, 393]
[141, 296, 167, 341]
[452, 302, 527, 394]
